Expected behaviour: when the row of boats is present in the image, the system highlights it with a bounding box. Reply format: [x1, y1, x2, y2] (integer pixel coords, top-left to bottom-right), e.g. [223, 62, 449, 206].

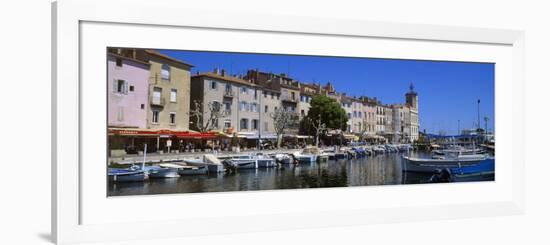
[108, 143, 494, 183]
[108, 144, 415, 183]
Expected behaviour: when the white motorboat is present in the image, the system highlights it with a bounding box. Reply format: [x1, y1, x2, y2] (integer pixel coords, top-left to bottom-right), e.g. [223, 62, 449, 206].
[402, 152, 488, 173]
[293, 147, 320, 162]
[223, 155, 258, 169]
[182, 154, 225, 173]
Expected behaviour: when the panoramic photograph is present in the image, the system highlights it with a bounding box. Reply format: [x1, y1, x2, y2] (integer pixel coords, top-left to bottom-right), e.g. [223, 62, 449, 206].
[106, 48, 495, 196]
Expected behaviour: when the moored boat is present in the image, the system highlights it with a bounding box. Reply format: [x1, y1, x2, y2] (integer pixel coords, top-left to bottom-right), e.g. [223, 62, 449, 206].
[178, 166, 208, 176]
[144, 165, 180, 178]
[108, 166, 147, 182]
[293, 147, 320, 162]
[402, 152, 488, 173]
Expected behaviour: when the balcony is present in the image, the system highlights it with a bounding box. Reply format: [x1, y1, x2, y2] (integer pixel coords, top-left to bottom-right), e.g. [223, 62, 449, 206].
[150, 97, 166, 107]
[223, 89, 234, 98]
[281, 96, 298, 103]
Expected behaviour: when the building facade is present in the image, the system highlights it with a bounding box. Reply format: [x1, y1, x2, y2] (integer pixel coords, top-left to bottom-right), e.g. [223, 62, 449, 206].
[107, 51, 150, 129]
[142, 50, 193, 131]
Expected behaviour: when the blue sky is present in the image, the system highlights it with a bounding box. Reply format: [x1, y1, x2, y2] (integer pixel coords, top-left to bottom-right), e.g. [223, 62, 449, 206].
[158, 49, 494, 135]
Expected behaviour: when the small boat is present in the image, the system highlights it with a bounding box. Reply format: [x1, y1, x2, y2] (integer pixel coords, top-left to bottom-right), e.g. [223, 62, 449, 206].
[274, 153, 293, 164]
[321, 149, 336, 160]
[223, 155, 258, 169]
[108, 144, 149, 182]
[144, 165, 180, 178]
[402, 152, 488, 173]
[293, 147, 320, 162]
[108, 166, 146, 182]
[182, 154, 225, 173]
[178, 166, 208, 176]
[352, 147, 367, 157]
[255, 153, 277, 168]
[372, 145, 386, 154]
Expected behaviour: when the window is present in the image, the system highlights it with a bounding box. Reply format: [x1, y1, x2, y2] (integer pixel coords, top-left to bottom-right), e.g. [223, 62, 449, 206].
[224, 119, 231, 129]
[170, 89, 177, 102]
[263, 91, 267, 98]
[254, 90, 258, 100]
[117, 107, 124, 121]
[240, 118, 249, 130]
[301, 110, 305, 116]
[264, 105, 268, 113]
[241, 87, 248, 94]
[152, 87, 162, 105]
[114, 79, 128, 94]
[252, 119, 259, 130]
[129, 85, 134, 92]
[291, 92, 295, 100]
[161, 64, 170, 80]
[211, 80, 217, 90]
[152, 110, 160, 123]
[224, 102, 231, 112]
[271, 92, 274, 99]
[240, 101, 248, 111]
[115, 58, 122, 67]
[140, 104, 145, 110]
[212, 101, 221, 112]
[169, 112, 176, 124]
[251, 103, 257, 112]
[225, 84, 231, 91]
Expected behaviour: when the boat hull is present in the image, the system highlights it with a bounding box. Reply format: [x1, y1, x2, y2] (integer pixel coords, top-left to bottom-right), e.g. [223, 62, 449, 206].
[257, 159, 276, 168]
[178, 167, 208, 176]
[108, 172, 146, 182]
[402, 156, 485, 173]
[148, 168, 180, 178]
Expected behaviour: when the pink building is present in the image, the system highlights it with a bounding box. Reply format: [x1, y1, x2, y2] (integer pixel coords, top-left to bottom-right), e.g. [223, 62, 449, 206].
[108, 52, 150, 129]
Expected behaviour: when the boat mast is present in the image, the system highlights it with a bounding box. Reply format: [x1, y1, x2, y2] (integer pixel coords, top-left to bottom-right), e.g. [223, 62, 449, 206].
[142, 143, 147, 170]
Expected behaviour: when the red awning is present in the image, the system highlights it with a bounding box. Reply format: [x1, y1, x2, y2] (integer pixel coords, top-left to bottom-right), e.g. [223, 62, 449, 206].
[173, 131, 217, 139]
[108, 128, 218, 139]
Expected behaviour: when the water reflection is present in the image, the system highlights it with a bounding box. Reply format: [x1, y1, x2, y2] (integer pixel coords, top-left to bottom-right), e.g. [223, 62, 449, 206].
[108, 152, 494, 196]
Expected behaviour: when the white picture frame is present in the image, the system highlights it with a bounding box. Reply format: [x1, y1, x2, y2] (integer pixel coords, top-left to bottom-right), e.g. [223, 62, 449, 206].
[52, 0, 525, 244]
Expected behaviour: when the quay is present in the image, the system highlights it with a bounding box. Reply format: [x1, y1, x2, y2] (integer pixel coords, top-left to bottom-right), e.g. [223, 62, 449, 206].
[109, 148, 302, 165]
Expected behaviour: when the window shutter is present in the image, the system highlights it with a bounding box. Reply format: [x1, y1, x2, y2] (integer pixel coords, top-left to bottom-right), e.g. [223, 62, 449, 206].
[124, 81, 129, 94]
[113, 79, 117, 93]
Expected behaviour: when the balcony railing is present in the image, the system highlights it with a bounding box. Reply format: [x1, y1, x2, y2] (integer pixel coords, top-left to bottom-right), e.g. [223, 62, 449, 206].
[223, 89, 234, 98]
[150, 97, 166, 107]
[281, 96, 298, 103]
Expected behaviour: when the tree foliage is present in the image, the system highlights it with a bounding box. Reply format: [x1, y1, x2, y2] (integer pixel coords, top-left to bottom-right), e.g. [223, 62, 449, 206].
[303, 95, 348, 132]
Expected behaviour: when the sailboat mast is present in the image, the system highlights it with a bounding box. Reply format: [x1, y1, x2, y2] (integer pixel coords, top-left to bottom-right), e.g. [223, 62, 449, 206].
[142, 143, 147, 170]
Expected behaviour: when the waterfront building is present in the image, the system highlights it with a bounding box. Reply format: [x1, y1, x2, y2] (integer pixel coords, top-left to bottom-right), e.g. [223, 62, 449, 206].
[244, 70, 300, 135]
[139, 50, 193, 132]
[299, 83, 319, 118]
[107, 48, 195, 155]
[107, 50, 150, 129]
[351, 98, 366, 134]
[360, 97, 378, 136]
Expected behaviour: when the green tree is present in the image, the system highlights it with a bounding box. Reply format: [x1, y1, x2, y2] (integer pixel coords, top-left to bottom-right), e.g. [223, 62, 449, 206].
[303, 95, 348, 133]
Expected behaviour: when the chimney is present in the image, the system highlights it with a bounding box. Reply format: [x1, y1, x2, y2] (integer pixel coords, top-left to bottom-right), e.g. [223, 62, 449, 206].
[213, 68, 219, 74]
[221, 69, 226, 76]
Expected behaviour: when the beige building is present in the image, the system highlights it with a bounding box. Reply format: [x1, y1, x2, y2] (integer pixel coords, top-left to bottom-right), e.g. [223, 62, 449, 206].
[190, 69, 281, 140]
[139, 50, 193, 131]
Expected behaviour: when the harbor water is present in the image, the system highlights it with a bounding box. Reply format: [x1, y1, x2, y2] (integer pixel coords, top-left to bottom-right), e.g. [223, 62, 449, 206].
[108, 151, 495, 196]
